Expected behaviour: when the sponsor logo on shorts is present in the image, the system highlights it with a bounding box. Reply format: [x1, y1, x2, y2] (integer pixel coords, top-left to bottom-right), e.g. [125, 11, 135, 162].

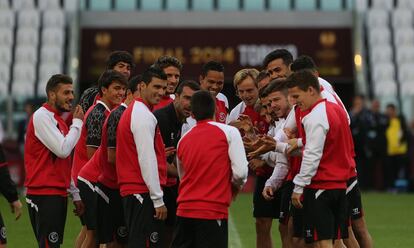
[305, 229, 312, 238]
[150, 232, 159, 243]
[280, 212, 285, 219]
[117, 226, 128, 238]
[48, 232, 59, 243]
[352, 207, 361, 216]
[0, 227, 6, 239]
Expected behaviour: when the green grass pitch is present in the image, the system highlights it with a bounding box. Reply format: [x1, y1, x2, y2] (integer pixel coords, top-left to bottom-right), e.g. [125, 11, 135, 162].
[1, 192, 414, 247]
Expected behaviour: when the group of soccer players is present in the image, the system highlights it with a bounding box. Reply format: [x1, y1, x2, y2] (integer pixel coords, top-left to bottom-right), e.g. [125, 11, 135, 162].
[19, 48, 374, 248]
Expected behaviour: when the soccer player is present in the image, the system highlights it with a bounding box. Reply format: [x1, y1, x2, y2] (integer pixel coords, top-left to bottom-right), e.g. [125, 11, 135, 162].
[199, 61, 228, 123]
[116, 67, 168, 247]
[228, 69, 280, 248]
[171, 90, 248, 248]
[262, 49, 293, 80]
[0, 144, 22, 247]
[73, 50, 133, 248]
[24, 74, 84, 248]
[95, 75, 142, 247]
[153, 56, 183, 111]
[287, 70, 352, 247]
[154, 80, 200, 247]
[76, 70, 127, 247]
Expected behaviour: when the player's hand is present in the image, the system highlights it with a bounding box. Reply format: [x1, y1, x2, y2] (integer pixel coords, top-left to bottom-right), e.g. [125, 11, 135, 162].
[73, 200, 85, 217]
[284, 128, 296, 139]
[248, 158, 265, 171]
[262, 186, 274, 201]
[165, 146, 176, 157]
[73, 105, 84, 120]
[247, 135, 276, 158]
[154, 205, 167, 220]
[243, 136, 260, 152]
[291, 192, 303, 209]
[231, 183, 241, 201]
[287, 138, 299, 155]
[10, 200, 22, 220]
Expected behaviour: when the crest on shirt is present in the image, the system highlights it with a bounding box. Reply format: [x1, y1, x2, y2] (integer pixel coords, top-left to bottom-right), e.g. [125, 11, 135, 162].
[219, 112, 226, 122]
[117, 226, 128, 237]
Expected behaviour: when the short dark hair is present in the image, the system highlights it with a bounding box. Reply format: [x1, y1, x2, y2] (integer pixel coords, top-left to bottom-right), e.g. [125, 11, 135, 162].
[128, 74, 142, 94]
[263, 79, 289, 97]
[386, 103, 396, 110]
[286, 69, 320, 93]
[255, 70, 270, 84]
[175, 80, 200, 95]
[259, 84, 270, 98]
[290, 55, 317, 72]
[191, 90, 215, 121]
[201, 61, 224, 77]
[262, 49, 293, 69]
[106, 51, 134, 69]
[79, 86, 99, 112]
[45, 74, 73, 97]
[142, 66, 167, 85]
[154, 55, 183, 71]
[98, 70, 128, 96]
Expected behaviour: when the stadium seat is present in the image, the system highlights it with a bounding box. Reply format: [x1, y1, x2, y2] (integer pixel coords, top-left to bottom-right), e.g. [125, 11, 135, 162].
[0, 28, 13, 46]
[369, 44, 393, 64]
[40, 46, 63, 64]
[368, 27, 391, 46]
[374, 81, 397, 96]
[321, 0, 342, 11]
[218, 0, 238, 11]
[38, 63, 61, 96]
[372, 62, 395, 84]
[15, 45, 38, 64]
[192, 0, 214, 11]
[18, 9, 40, 29]
[392, 9, 413, 28]
[398, 62, 414, 83]
[366, 9, 389, 28]
[141, 0, 162, 11]
[90, 0, 111, 11]
[394, 28, 414, 46]
[43, 9, 65, 28]
[269, 0, 290, 11]
[166, 0, 187, 10]
[397, 0, 414, 10]
[354, 0, 368, 12]
[16, 27, 39, 46]
[12, 0, 35, 10]
[12, 63, 36, 82]
[0, 0, 9, 9]
[396, 45, 414, 64]
[38, 0, 61, 10]
[63, 0, 79, 12]
[0, 46, 12, 65]
[0, 9, 15, 28]
[42, 28, 64, 46]
[115, 0, 137, 10]
[0, 64, 10, 92]
[244, 0, 265, 11]
[372, 0, 394, 10]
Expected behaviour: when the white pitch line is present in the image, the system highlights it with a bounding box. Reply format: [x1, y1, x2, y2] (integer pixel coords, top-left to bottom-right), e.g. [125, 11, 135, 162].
[229, 213, 242, 248]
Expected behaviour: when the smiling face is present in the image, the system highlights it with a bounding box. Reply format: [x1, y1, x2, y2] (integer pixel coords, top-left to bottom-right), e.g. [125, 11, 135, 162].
[288, 86, 320, 111]
[50, 83, 74, 112]
[267, 90, 290, 119]
[163, 66, 181, 95]
[200, 70, 224, 97]
[266, 58, 291, 80]
[140, 77, 168, 106]
[236, 76, 259, 107]
[101, 81, 126, 108]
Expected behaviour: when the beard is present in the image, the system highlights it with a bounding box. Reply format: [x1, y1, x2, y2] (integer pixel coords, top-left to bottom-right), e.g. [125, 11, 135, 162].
[56, 100, 71, 112]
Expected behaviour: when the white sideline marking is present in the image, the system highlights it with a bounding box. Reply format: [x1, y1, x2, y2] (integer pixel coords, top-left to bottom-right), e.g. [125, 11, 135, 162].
[229, 214, 242, 248]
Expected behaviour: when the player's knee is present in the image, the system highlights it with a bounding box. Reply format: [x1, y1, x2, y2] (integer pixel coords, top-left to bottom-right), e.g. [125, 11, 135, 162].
[278, 222, 288, 236]
[255, 218, 272, 233]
